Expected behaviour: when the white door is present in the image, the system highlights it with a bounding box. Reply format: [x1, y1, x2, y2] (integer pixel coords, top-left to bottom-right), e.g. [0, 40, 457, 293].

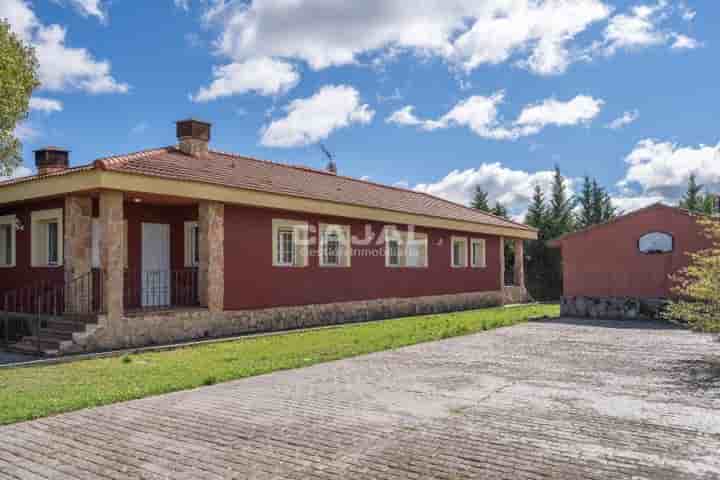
[142, 223, 171, 307]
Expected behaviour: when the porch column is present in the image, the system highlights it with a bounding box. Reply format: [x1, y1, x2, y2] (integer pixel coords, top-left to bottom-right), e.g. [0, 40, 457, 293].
[199, 201, 224, 313]
[499, 236, 505, 288]
[513, 238, 525, 289]
[99, 191, 124, 322]
[64, 195, 93, 281]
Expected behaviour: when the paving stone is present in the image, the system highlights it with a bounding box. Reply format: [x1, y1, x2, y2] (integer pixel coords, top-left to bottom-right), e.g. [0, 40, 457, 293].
[2, 318, 719, 479]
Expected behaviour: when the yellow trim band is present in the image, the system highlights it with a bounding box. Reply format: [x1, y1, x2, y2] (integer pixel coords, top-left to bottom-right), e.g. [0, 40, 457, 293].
[0, 170, 538, 240]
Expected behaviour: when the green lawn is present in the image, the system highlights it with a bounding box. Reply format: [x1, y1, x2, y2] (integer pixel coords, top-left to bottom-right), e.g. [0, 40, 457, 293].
[0, 304, 558, 425]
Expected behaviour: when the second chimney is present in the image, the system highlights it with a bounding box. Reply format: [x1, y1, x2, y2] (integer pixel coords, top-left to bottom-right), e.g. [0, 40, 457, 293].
[176, 119, 211, 156]
[35, 147, 69, 176]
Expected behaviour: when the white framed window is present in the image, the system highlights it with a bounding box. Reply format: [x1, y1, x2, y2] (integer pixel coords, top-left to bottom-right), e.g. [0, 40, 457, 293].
[451, 236, 468, 268]
[470, 238, 486, 268]
[272, 219, 309, 267]
[184, 221, 200, 267]
[0, 215, 17, 268]
[385, 227, 428, 268]
[319, 224, 351, 267]
[31, 209, 63, 267]
[385, 227, 402, 267]
[92, 219, 129, 269]
[405, 232, 428, 268]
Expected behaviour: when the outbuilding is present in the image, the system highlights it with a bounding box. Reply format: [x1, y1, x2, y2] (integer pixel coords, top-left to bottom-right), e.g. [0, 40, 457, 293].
[550, 203, 712, 319]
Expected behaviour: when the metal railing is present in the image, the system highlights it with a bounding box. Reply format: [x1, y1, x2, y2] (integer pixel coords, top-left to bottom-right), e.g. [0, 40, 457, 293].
[124, 269, 200, 312]
[1, 270, 104, 352]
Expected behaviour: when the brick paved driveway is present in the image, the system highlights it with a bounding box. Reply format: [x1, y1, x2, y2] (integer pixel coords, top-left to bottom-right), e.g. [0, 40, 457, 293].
[2, 318, 719, 479]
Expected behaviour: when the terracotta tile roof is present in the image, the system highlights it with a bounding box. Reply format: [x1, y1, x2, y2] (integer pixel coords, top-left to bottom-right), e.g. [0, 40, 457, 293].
[0, 164, 95, 187]
[93, 147, 534, 232]
[2, 146, 534, 233]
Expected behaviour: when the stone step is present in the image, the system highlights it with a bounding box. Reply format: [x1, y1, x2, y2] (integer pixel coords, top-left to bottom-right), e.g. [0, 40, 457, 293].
[63, 313, 99, 324]
[44, 319, 89, 332]
[13, 336, 63, 351]
[37, 328, 75, 340]
[6, 341, 56, 356]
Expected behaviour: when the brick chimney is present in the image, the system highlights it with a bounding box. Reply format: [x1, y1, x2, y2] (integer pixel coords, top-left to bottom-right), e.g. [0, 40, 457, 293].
[35, 147, 69, 175]
[176, 119, 211, 156]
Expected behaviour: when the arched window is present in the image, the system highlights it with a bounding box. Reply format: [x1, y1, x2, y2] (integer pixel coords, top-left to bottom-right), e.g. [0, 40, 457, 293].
[638, 232, 674, 254]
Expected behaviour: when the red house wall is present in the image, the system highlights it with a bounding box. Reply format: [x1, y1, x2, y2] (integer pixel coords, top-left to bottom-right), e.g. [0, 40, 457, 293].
[224, 205, 502, 311]
[124, 203, 198, 274]
[559, 206, 711, 298]
[0, 198, 66, 295]
[123, 203, 198, 308]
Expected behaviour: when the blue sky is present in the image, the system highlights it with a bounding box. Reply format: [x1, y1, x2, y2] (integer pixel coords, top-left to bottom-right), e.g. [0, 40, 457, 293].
[3, 0, 717, 219]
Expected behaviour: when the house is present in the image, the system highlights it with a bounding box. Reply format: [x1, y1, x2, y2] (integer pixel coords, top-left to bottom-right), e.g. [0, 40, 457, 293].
[0, 119, 536, 355]
[550, 203, 712, 319]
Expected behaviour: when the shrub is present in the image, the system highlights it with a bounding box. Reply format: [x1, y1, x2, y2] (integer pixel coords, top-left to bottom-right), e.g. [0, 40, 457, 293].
[666, 218, 720, 333]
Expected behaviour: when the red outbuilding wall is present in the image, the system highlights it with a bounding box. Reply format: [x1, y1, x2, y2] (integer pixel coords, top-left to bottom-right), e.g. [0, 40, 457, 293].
[557, 205, 711, 298]
[224, 205, 502, 310]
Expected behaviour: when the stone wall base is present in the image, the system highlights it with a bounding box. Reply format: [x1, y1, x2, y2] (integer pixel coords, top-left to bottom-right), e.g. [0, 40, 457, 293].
[561, 296, 669, 320]
[63, 290, 520, 353]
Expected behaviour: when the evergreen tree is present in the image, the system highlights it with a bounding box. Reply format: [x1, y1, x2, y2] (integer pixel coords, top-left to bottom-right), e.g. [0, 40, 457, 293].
[525, 185, 547, 231]
[470, 185, 490, 211]
[547, 165, 574, 239]
[491, 201, 509, 219]
[680, 174, 703, 213]
[576, 176, 618, 229]
[700, 194, 717, 215]
[576, 176, 595, 229]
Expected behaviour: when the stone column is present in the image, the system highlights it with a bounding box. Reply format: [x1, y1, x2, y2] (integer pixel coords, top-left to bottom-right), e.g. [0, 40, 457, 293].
[64, 195, 93, 314]
[513, 239, 525, 289]
[99, 191, 124, 323]
[64, 195, 93, 281]
[499, 236, 505, 289]
[199, 201, 224, 313]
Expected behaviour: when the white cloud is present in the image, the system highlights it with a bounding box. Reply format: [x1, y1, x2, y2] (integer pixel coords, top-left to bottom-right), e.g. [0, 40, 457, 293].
[611, 194, 665, 213]
[13, 122, 40, 141]
[388, 93, 603, 140]
[261, 85, 375, 148]
[192, 57, 299, 102]
[0, 0, 128, 94]
[385, 106, 423, 128]
[203, 0, 611, 77]
[174, 0, 191, 11]
[607, 110, 640, 130]
[618, 139, 720, 202]
[671, 34, 701, 50]
[515, 95, 604, 132]
[0, 165, 34, 181]
[679, 3, 696, 21]
[29, 97, 64, 114]
[454, 0, 612, 75]
[59, 0, 107, 22]
[413, 163, 561, 219]
[596, 1, 700, 56]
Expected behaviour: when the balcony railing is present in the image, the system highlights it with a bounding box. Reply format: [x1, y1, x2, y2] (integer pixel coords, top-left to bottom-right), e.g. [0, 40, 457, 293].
[1, 270, 104, 348]
[124, 269, 200, 312]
